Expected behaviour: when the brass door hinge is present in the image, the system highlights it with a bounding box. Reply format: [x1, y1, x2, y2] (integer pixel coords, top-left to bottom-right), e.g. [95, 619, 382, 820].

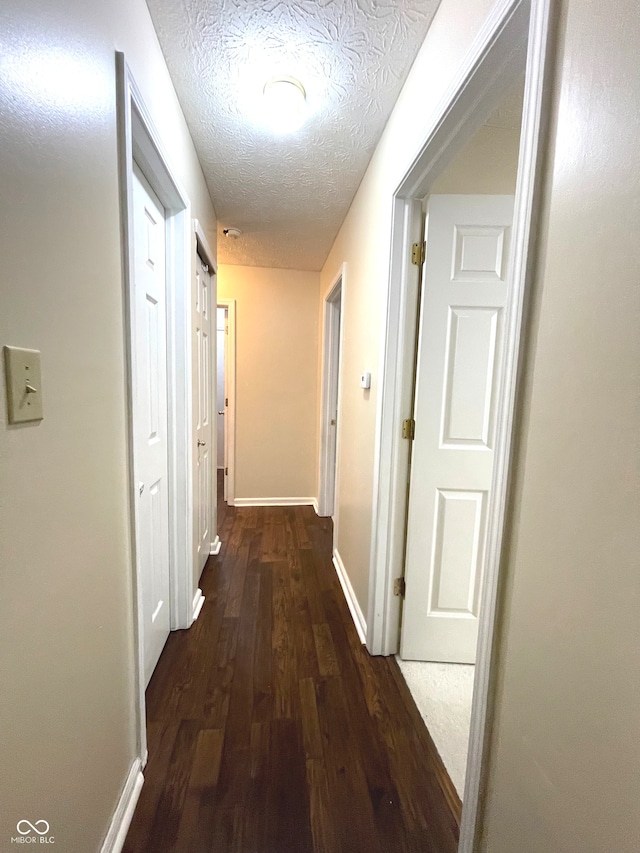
[402, 418, 415, 440]
[411, 241, 426, 266]
[225, 467, 228, 475]
[225, 397, 228, 407]
[394, 577, 406, 597]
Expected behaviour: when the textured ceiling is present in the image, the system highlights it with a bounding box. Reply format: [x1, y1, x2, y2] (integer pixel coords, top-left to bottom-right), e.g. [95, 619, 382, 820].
[145, 0, 441, 270]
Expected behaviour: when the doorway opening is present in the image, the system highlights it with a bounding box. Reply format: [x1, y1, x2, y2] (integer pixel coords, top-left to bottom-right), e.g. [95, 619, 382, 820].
[117, 52, 197, 767]
[216, 306, 227, 498]
[193, 238, 217, 585]
[396, 73, 525, 799]
[318, 265, 345, 522]
[366, 0, 551, 848]
[216, 298, 236, 511]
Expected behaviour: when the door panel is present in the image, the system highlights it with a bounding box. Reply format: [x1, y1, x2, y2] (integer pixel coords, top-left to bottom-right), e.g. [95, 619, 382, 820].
[132, 164, 171, 686]
[441, 306, 501, 447]
[401, 194, 514, 663]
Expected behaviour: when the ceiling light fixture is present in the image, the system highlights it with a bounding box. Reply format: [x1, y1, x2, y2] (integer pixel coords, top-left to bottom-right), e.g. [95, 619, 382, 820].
[262, 76, 307, 133]
[223, 227, 242, 239]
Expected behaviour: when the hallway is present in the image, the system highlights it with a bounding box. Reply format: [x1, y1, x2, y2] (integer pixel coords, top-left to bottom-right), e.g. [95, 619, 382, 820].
[123, 489, 460, 853]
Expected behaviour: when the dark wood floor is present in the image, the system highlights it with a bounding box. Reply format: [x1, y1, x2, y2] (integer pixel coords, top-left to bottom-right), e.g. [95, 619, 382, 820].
[123, 479, 461, 853]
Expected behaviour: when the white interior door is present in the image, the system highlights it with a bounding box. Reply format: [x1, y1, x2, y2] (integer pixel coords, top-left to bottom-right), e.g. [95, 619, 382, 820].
[401, 194, 515, 663]
[132, 164, 171, 686]
[194, 256, 213, 576]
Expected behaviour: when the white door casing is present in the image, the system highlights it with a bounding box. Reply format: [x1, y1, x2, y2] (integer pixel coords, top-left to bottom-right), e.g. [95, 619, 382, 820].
[328, 296, 341, 521]
[401, 194, 515, 663]
[216, 308, 226, 470]
[217, 299, 236, 506]
[318, 279, 343, 518]
[132, 164, 171, 686]
[194, 255, 213, 576]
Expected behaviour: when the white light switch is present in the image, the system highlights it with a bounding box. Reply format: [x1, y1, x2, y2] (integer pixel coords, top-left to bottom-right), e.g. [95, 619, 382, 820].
[360, 371, 371, 390]
[4, 346, 44, 424]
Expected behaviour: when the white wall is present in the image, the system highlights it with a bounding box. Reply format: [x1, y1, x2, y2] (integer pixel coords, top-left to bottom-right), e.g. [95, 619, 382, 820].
[218, 265, 320, 502]
[0, 0, 216, 850]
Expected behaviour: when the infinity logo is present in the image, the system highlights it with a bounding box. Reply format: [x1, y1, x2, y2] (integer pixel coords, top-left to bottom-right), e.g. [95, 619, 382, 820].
[17, 820, 50, 836]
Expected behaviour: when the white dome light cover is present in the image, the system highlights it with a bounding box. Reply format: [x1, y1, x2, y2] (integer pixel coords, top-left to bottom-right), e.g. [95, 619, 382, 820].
[262, 76, 307, 132]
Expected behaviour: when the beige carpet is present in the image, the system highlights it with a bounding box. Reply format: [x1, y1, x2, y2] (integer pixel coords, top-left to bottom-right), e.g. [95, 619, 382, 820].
[396, 658, 474, 797]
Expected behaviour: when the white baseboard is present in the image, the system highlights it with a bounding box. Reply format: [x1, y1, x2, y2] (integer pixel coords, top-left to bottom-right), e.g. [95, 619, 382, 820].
[99, 758, 144, 853]
[191, 588, 205, 622]
[233, 496, 316, 507]
[332, 549, 367, 644]
[210, 535, 221, 556]
[311, 497, 319, 514]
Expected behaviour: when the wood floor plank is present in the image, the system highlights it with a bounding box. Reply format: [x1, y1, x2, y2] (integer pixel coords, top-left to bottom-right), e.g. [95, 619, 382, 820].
[141, 718, 201, 853]
[312, 622, 340, 677]
[305, 757, 339, 853]
[299, 676, 323, 760]
[271, 558, 299, 720]
[124, 498, 460, 853]
[265, 718, 313, 853]
[252, 562, 273, 724]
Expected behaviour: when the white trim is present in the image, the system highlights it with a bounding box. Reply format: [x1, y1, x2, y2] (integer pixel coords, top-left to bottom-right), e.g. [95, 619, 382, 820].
[116, 52, 195, 764]
[364, 0, 552, 849]
[311, 497, 319, 515]
[217, 299, 236, 507]
[210, 535, 221, 556]
[367, 195, 423, 656]
[166, 207, 195, 634]
[193, 218, 217, 273]
[460, 1, 552, 848]
[193, 251, 216, 581]
[99, 759, 144, 853]
[233, 496, 316, 507]
[332, 549, 367, 644]
[191, 587, 205, 622]
[317, 265, 345, 520]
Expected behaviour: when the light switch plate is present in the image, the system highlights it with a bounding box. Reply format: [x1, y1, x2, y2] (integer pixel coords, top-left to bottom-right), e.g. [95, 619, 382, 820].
[4, 346, 44, 423]
[360, 371, 371, 390]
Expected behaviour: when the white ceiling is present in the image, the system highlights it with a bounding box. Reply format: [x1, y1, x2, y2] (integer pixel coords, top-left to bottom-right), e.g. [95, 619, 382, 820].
[145, 0, 441, 270]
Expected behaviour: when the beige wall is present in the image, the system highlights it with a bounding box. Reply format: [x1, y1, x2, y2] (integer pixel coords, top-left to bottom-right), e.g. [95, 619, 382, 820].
[479, 1, 640, 850]
[321, 0, 500, 614]
[430, 124, 520, 194]
[0, 1, 216, 851]
[218, 265, 320, 501]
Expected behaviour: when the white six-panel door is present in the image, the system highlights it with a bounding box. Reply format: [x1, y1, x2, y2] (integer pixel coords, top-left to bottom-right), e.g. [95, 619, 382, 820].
[194, 257, 213, 576]
[132, 164, 171, 685]
[401, 194, 515, 663]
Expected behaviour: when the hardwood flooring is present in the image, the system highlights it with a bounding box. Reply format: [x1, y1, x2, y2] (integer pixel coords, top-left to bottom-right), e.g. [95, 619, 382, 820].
[123, 485, 461, 853]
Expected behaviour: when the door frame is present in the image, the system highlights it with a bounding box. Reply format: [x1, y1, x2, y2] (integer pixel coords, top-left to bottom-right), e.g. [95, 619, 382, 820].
[366, 0, 551, 848]
[193, 220, 219, 587]
[317, 264, 345, 520]
[216, 298, 236, 507]
[116, 53, 195, 764]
